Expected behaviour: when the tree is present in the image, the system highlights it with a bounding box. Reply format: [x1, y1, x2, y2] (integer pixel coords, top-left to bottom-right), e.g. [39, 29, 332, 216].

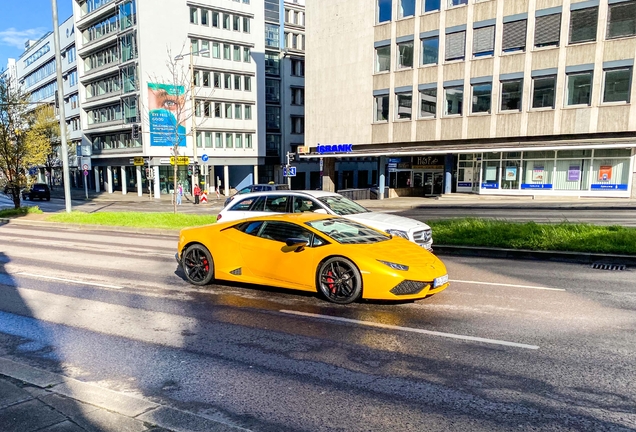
[31, 105, 62, 191]
[0, 77, 51, 209]
[146, 47, 202, 214]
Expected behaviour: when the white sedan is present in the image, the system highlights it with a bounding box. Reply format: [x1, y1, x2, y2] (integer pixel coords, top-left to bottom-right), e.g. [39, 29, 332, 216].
[216, 190, 433, 250]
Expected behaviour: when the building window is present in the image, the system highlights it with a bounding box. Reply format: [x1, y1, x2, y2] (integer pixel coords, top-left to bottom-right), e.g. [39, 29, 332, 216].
[501, 79, 523, 111]
[378, 0, 391, 23]
[265, 23, 280, 48]
[190, 7, 198, 24]
[472, 83, 492, 113]
[215, 103, 221, 118]
[245, 134, 252, 149]
[233, 45, 241, 61]
[375, 46, 391, 72]
[243, 17, 251, 33]
[603, 68, 632, 103]
[212, 42, 220, 59]
[214, 73, 221, 88]
[212, 12, 219, 28]
[201, 9, 208, 26]
[224, 73, 232, 89]
[424, 0, 440, 13]
[235, 104, 242, 119]
[399, 0, 415, 18]
[291, 59, 305, 76]
[226, 133, 233, 148]
[448, 0, 467, 7]
[233, 15, 240, 31]
[396, 92, 412, 120]
[234, 75, 241, 90]
[202, 71, 210, 87]
[201, 40, 210, 57]
[223, 13, 230, 30]
[445, 31, 466, 61]
[266, 79, 280, 102]
[235, 134, 243, 148]
[223, 44, 231, 60]
[607, 1, 636, 39]
[204, 132, 212, 148]
[225, 104, 232, 119]
[244, 76, 252, 91]
[502, 19, 527, 52]
[444, 86, 463, 116]
[374, 95, 389, 122]
[419, 88, 437, 119]
[397, 41, 414, 68]
[473, 25, 495, 57]
[566, 72, 593, 106]
[532, 76, 556, 109]
[422, 36, 438, 65]
[291, 116, 304, 134]
[243, 47, 251, 62]
[569, 7, 598, 44]
[215, 132, 222, 148]
[535, 14, 561, 48]
[245, 105, 252, 119]
[292, 87, 304, 105]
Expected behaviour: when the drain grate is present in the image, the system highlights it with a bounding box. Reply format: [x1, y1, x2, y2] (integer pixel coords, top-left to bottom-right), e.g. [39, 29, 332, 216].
[591, 263, 626, 271]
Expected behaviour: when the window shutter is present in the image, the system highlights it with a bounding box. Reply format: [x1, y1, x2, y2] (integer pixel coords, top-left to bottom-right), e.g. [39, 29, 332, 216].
[569, 8, 598, 43]
[535, 14, 561, 46]
[607, 2, 636, 39]
[502, 20, 527, 50]
[445, 31, 466, 60]
[472, 26, 495, 54]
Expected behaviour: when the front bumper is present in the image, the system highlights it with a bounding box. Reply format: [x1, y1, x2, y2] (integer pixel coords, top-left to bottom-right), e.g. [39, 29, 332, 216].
[175, 253, 182, 267]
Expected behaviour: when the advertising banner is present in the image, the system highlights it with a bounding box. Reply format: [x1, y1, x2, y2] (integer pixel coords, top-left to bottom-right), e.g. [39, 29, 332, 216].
[567, 165, 581, 182]
[532, 165, 544, 182]
[485, 166, 497, 181]
[598, 166, 612, 182]
[148, 83, 186, 147]
[505, 167, 517, 181]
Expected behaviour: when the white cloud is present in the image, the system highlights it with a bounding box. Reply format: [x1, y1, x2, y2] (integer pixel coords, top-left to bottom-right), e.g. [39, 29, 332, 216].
[0, 27, 47, 49]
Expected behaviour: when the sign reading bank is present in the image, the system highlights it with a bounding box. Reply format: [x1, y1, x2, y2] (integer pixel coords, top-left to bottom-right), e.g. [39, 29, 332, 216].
[316, 144, 354, 154]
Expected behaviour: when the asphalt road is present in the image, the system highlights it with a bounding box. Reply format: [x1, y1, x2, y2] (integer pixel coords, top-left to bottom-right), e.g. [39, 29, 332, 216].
[0, 223, 634, 431]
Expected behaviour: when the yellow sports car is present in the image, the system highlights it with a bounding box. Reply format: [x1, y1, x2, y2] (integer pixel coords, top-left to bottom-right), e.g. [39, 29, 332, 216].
[176, 213, 449, 304]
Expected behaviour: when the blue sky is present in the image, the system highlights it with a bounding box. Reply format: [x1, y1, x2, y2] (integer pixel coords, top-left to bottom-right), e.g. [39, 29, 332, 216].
[0, 0, 73, 68]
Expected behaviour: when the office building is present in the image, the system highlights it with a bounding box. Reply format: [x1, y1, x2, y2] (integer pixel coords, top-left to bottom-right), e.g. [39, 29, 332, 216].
[306, 0, 636, 198]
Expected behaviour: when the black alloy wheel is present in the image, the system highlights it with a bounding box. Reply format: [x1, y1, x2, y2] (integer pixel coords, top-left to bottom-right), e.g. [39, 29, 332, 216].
[317, 257, 362, 304]
[182, 244, 214, 286]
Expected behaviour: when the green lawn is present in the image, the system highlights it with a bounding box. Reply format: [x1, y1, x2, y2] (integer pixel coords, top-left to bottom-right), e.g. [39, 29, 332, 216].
[0, 206, 43, 218]
[47, 211, 216, 230]
[44, 212, 636, 255]
[428, 218, 636, 255]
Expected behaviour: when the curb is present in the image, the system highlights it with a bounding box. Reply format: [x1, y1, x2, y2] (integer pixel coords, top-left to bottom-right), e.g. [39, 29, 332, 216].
[434, 245, 636, 266]
[0, 357, 250, 432]
[0, 217, 180, 237]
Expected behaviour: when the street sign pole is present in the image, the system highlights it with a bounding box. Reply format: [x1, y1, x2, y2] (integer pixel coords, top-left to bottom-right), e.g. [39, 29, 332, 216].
[83, 170, 88, 199]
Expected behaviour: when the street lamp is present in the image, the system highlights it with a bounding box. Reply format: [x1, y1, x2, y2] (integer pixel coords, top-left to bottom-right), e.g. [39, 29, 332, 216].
[174, 47, 209, 196]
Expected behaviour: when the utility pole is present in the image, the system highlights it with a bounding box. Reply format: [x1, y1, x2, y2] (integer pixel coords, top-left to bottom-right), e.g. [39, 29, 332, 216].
[51, 0, 72, 213]
[285, 151, 294, 188]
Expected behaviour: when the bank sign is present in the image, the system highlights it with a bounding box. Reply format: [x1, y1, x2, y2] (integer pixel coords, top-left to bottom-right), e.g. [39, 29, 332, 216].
[316, 144, 353, 154]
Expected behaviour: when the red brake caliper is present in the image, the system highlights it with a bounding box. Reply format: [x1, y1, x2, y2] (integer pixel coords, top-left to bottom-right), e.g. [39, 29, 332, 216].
[202, 258, 209, 272]
[326, 271, 336, 293]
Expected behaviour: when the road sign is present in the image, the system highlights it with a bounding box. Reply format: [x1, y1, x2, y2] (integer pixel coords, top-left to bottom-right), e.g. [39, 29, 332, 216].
[170, 156, 190, 165]
[83, 170, 88, 176]
[81, 157, 91, 171]
[201, 154, 209, 162]
[283, 166, 297, 177]
[133, 157, 145, 166]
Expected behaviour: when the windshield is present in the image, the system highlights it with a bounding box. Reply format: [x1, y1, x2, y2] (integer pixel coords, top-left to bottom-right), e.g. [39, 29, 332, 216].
[317, 195, 370, 216]
[306, 218, 389, 244]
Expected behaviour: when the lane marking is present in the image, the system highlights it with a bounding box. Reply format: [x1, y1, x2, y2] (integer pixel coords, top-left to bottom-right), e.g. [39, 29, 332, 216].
[280, 310, 539, 350]
[15, 272, 123, 290]
[450, 279, 566, 292]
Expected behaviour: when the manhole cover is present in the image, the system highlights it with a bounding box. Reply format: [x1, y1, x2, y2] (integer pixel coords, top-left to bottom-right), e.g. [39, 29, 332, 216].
[591, 263, 626, 271]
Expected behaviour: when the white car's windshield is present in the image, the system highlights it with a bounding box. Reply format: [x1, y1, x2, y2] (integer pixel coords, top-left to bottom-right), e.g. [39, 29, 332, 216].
[307, 218, 389, 244]
[317, 196, 370, 216]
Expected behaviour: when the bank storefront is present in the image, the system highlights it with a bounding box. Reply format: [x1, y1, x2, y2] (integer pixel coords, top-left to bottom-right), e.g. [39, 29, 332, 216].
[387, 155, 446, 196]
[457, 148, 634, 197]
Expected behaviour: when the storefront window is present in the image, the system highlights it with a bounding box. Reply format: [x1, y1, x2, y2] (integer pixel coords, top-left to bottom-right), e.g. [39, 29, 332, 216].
[522, 160, 554, 189]
[481, 160, 499, 188]
[483, 152, 500, 160]
[554, 159, 589, 190]
[502, 161, 520, 189]
[591, 158, 630, 190]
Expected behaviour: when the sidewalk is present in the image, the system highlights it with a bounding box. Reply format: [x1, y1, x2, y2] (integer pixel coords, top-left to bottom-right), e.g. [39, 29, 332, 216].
[0, 357, 248, 432]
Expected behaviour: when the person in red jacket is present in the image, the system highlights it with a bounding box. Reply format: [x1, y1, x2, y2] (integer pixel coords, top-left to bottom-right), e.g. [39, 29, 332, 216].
[193, 184, 201, 204]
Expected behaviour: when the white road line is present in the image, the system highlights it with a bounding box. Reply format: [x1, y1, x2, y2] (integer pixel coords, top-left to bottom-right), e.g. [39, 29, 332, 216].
[450, 279, 566, 292]
[280, 310, 539, 350]
[15, 272, 123, 290]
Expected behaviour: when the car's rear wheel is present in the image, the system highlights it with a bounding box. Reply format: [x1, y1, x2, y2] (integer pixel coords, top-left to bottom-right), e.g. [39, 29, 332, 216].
[182, 244, 214, 286]
[317, 257, 362, 304]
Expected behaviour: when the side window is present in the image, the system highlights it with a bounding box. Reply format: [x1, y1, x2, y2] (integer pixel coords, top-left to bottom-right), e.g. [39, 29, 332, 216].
[258, 222, 313, 243]
[235, 221, 263, 236]
[238, 187, 251, 194]
[292, 197, 323, 213]
[230, 197, 257, 211]
[251, 196, 266, 211]
[253, 185, 267, 191]
[263, 195, 289, 212]
[276, 185, 290, 190]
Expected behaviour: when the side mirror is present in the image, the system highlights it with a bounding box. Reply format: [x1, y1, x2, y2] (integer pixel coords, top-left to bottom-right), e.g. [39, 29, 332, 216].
[285, 237, 309, 251]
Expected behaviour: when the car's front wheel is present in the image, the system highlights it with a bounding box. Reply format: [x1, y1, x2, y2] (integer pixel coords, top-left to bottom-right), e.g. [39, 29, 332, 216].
[182, 244, 214, 286]
[317, 257, 362, 304]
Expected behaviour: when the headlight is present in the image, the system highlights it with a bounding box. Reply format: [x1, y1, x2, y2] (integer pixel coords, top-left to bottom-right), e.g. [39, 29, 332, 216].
[433, 274, 448, 288]
[386, 229, 409, 239]
[378, 260, 409, 271]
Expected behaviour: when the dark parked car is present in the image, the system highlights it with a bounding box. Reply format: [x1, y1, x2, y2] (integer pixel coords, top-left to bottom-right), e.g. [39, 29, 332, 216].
[224, 183, 289, 207]
[22, 183, 51, 201]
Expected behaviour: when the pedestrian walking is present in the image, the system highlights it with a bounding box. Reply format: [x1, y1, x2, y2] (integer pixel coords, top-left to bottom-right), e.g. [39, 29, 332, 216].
[176, 183, 183, 205]
[194, 184, 201, 204]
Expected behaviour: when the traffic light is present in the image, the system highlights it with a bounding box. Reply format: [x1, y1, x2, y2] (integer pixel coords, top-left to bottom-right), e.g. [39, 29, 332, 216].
[187, 164, 193, 176]
[194, 163, 200, 176]
[132, 124, 140, 139]
[286, 152, 296, 165]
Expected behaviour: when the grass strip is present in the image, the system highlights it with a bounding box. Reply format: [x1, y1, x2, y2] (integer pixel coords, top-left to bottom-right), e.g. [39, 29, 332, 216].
[0, 206, 43, 218]
[428, 218, 636, 255]
[47, 211, 216, 230]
